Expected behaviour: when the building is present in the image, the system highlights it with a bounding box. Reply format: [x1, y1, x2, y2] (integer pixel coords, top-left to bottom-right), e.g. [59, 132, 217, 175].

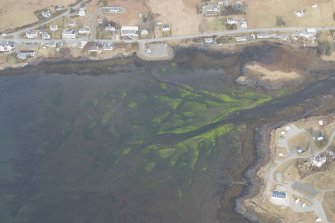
[296, 147, 305, 154]
[311, 155, 326, 167]
[226, 18, 238, 25]
[141, 29, 149, 36]
[45, 41, 57, 48]
[162, 24, 170, 32]
[68, 21, 76, 27]
[102, 42, 114, 51]
[0, 41, 15, 52]
[26, 30, 39, 39]
[271, 191, 286, 199]
[50, 24, 58, 32]
[78, 27, 91, 34]
[202, 3, 220, 16]
[79, 40, 88, 49]
[105, 6, 123, 13]
[316, 132, 324, 141]
[78, 7, 86, 16]
[120, 26, 139, 38]
[105, 24, 116, 32]
[235, 36, 247, 42]
[204, 37, 214, 44]
[17, 51, 35, 60]
[41, 10, 51, 18]
[41, 32, 51, 40]
[295, 9, 305, 17]
[257, 33, 270, 39]
[240, 19, 248, 29]
[62, 29, 76, 39]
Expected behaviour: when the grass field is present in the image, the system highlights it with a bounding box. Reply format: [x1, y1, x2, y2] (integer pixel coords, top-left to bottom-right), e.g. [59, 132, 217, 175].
[0, 0, 77, 32]
[246, 0, 335, 28]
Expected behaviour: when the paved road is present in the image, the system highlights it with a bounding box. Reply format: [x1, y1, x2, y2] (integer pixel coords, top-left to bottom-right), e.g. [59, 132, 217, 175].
[2, 26, 335, 46]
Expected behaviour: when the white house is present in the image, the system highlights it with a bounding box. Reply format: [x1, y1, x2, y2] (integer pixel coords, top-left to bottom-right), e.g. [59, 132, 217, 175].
[26, 30, 39, 39]
[295, 9, 305, 17]
[105, 6, 123, 13]
[41, 10, 51, 18]
[50, 24, 58, 32]
[202, 3, 220, 16]
[257, 33, 269, 39]
[204, 37, 214, 44]
[79, 40, 88, 49]
[78, 7, 86, 16]
[0, 41, 15, 52]
[141, 29, 149, 36]
[226, 18, 238, 25]
[45, 41, 57, 48]
[105, 24, 116, 32]
[235, 36, 247, 42]
[62, 29, 76, 39]
[240, 19, 248, 29]
[41, 32, 51, 40]
[102, 42, 114, 51]
[79, 27, 91, 34]
[120, 26, 139, 38]
[17, 51, 35, 60]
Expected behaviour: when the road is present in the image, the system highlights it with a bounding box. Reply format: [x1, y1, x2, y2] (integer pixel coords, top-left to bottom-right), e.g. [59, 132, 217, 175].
[2, 26, 335, 46]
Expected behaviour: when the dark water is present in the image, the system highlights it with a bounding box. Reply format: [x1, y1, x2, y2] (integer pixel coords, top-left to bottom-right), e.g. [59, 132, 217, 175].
[1, 47, 335, 223]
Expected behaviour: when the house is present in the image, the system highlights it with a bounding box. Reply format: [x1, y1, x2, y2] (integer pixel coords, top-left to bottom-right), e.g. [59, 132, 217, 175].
[88, 43, 99, 52]
[226, 18, 238, 25]
[105, 6, 123, 13]
[41, 32, 51, 40]
[45, 41, 57, 48]
[296, 147, 305, 154]
[0, 41, 15, 52]
[256, 33, 269, 39]
[240, 19, 248, 29]
[78, 7, 86, 16]
[102, 42, 114, 51]
[204, 37, 214, 44]
[162, 24, 170, 32]
[295, 9, 305, 17]
[141, 29, 149, 36]
[316, 132, 324, 141]
[311, 155, 326, 167]
[78, 27, 91, 34]
[17, 51, 35, 60]
[62, 29, 76, 39]
[120, 26, 139, 38]
[202, 3, 220, 16]
[68, 21, 76, 27]
[319, 120, 324, 126]
[41, 10, 51, 18]
[271, 191, 286, 199]
[26, 30, 39, 39]
[79, 40, 88, 49]
[235, 36, 247, 42]
[50, 24, 58, 32]
[105, 24, 116, 32]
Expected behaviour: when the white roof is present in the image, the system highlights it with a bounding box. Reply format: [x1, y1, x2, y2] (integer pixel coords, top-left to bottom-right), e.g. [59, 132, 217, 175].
[121, 26, 139, 31]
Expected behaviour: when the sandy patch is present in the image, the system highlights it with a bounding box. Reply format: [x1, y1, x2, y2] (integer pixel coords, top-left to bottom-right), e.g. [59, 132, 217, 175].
[147, 0, 201, 35]
[246, 63, 300, 81]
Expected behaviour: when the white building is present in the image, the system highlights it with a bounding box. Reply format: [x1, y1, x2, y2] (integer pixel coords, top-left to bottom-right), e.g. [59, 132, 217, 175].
[79, 40, 88, 49]
[50, 24, 58, 32]
[204, 37, 214, 44]
[141, 29, 149, 36]
[226, 18, 238, 25]
[202, 3, 220, 16]
[295, 9, 305, 17]
[257, 33, 270, 39]
[120, 26, 139, 38]
[62, 29, 76, 39]
[79, 27, 91, 34]
[41, 10, 51, 18]
[240, 19, 248, 29]
[45, 41, 57, 48]
[0, 41, 15, 52]
[26, 30, 39, 39]
[102, 43, 114, 51]
[78, 7, 86, 16]
[17, 51, 35, 60]
[235, 36, 247, 42]
[41, 32, 51, 40]
[105, 24, 116, 32]
[105, 6, 123, 13]
[311, 155, 326, 168]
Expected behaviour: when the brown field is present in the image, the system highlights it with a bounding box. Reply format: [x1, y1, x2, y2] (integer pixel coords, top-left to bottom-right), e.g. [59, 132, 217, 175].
[147, 0, 202, 36]
[305, 169, 335, 190]
[97, 0, 149, 26]
[287, 132, 311, 148]
[246, 0, 335, 28]
[0, 0, 77, 32]
[322, 191, 335, 221]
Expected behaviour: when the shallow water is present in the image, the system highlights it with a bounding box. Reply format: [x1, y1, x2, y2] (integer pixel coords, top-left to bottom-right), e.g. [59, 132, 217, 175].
[0, 46, 334, 223]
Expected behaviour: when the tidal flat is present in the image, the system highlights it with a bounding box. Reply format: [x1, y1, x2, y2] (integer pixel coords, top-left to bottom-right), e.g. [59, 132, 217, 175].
[1, 44, 334, 223]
